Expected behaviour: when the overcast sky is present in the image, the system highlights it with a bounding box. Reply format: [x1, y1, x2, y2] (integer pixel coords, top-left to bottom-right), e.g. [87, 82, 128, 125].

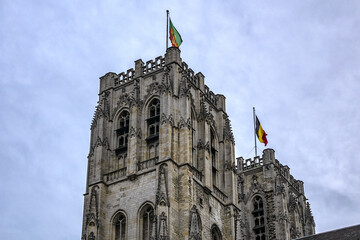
[1, 0, 359, 239]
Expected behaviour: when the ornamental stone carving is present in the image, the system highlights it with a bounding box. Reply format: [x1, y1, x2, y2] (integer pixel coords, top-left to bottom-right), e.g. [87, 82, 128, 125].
[223, 114, 234, 142]
[189, 205, 202, 240]
[160, 113, 174, 126]
[91, 91, 110, 130]
[129, 126, 141, 139]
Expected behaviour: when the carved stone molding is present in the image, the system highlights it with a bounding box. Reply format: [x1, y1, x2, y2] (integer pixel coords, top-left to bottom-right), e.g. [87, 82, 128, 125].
[224, 160, 236, 172]
[91, 91, 110, 130]
[88, 137, 110, 158]
[161, 113, 174, 126]
[243, 175, 265, 204]
[237, 175, 245, 203]
[129, 127, 141, 139]
[275, 175, 286, 196]
[305, 202, 315, 224]
[189, 205, 202, 240]
[288, 192, 297, 213]
[156, 164, 169, 207]
[112, 89, 143, 120]
[86, 186, 99, 227]
[197, 139, 210, 153]
[198, 99, 215, 126]
[277, 211, 289, 222]
[223, 114, 234, 143]
[178, 117, 191, 129]
[158, 212, 169, 240]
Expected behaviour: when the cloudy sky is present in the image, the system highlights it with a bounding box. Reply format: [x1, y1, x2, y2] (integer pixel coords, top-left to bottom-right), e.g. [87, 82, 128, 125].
[1, 0, 359, 239]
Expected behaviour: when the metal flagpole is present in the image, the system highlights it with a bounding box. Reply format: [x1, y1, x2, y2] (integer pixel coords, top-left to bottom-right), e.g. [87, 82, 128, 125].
[166, 10, 169, 50]
[253, 107, 258, 157]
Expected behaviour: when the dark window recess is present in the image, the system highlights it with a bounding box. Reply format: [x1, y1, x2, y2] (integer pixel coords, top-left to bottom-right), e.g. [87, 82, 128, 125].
[252, 196, 267, 240]
[116, 111, 130, 154]
[147, 99, 160, 142]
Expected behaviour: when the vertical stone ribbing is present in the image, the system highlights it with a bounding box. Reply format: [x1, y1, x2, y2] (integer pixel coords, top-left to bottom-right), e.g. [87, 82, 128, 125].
[266, 190, 276, 240]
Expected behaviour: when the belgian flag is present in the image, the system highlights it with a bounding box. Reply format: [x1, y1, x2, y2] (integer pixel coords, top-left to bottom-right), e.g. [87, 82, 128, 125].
[255, 116, 268, 146]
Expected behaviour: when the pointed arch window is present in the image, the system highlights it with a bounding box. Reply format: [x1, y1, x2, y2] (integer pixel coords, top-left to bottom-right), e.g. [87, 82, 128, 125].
[139, 204, 155, 240]
[113, 212, 126, 240]
[211, 225, 222, 240]
[211, 130, 218, 186]
[252, 196, 266, 240]
[146, 99, 160, 159]
[116, 111, 130, 154]
[146, 99, 160, 138]
[191, 111, 197, 169]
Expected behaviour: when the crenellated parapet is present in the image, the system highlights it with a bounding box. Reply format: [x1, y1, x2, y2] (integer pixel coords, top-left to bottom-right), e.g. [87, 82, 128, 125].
[115, 68, 135, 86]
[274, 160, 304, 194]
[237, 149, 304, 195]
[99, 49, 221, 111]
[237, 156, 264, 172]
[143, 56, 165, 75]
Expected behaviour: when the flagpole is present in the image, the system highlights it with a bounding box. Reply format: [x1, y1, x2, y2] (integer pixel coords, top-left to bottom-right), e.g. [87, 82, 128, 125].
[253, 107, 258, 157]
[166, 10, 169, 50]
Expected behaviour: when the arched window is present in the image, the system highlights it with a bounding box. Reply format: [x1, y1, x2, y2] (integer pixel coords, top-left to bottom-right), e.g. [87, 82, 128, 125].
[252, 196, 266, 240]
[139, 204, 155, 240]
[191, 111, 197, 169]
[113, 212, 126, 240]
[116, 111, 130, 154]
[147, 99, 160, 137]
[211, 130, 217, 186]
[211, 225, 222, 240]
[146, 99, 160, 159]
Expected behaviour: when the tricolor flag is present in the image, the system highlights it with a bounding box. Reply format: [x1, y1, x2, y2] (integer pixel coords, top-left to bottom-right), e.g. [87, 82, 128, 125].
[255, 116, 268, 146]
[169, 18, 183, 48]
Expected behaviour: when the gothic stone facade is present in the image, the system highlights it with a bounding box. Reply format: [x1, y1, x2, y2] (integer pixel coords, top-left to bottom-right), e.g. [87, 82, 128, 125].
[81, 47, 315, 240]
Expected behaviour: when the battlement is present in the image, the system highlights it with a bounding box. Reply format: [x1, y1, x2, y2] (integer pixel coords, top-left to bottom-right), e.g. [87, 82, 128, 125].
[237, 149, 304, 194]
[275, 159, 304, 194]
[99, 48, 220, 108]
[238, 155, 264, 171]
[115, 68, 135, 86]
[143, 56, 165, 74]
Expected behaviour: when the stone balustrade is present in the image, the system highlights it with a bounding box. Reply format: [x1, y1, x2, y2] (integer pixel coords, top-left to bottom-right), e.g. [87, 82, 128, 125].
[137, 157, 158, 171]
[192, 168, 203, 181]
[213, 185, 228, 202]
[104, 167, 127, 182]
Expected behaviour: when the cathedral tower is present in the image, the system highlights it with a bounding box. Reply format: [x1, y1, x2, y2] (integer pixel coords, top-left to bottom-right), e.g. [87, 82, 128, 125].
[81, 48, 315, 240]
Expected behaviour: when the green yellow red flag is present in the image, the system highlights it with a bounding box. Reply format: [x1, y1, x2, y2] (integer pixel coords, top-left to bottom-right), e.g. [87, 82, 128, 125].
[169, 18, 183, 48]
[255, 116, 268, 146]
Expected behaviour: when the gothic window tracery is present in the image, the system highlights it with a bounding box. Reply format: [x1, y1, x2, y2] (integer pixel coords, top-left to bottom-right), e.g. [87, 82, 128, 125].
[113, 212, 126, 240]
[139, 204, 155, 240]
[148, 99, 160, 137]
[252, 195, 266, 240]
[116, 111, 130, 154]
[146, 99, 160, 159]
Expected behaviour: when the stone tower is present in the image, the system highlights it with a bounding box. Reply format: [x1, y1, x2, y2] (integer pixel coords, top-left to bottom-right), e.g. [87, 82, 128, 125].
[81, 47, 315, 240]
